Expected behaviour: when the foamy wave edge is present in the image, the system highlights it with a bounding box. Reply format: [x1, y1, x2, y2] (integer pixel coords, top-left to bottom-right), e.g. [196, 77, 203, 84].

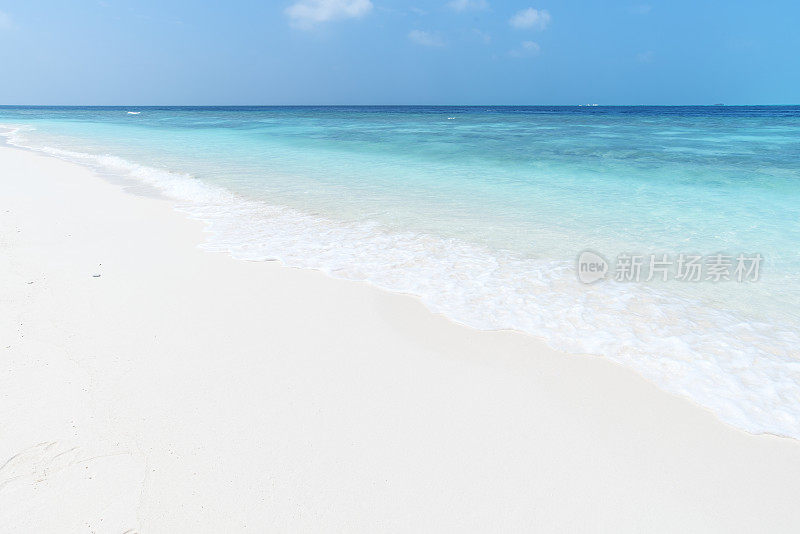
[3, 124, 799, 439]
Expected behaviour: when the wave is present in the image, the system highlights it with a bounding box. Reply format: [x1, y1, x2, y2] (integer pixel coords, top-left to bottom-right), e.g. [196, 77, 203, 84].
[2, 124, 799, 439]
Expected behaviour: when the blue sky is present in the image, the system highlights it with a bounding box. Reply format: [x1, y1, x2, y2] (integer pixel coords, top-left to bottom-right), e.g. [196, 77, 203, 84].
[0, 0, 798, 105]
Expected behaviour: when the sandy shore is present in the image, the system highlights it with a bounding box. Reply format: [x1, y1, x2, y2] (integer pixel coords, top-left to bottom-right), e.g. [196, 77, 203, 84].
[2, 144, 800, 532]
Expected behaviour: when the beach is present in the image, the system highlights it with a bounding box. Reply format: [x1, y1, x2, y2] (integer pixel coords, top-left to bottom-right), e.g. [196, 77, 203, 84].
[3, 144, 800, 531]
[3, 107, 798, 440]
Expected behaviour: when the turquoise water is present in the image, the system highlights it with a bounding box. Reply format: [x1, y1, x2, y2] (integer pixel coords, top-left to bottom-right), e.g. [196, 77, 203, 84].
[2, 106, 799, 437]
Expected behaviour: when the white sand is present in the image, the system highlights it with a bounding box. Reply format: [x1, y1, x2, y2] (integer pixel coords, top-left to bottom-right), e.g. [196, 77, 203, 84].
[2, 144, 800, 532]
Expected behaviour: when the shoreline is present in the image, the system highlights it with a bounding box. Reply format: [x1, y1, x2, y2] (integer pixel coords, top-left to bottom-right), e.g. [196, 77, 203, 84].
[2, 144, 800, 531]
[3, 124, 798, 441]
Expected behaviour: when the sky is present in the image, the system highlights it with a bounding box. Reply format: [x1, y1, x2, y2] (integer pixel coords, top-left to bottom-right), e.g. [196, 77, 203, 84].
[0, 0, 798, 105]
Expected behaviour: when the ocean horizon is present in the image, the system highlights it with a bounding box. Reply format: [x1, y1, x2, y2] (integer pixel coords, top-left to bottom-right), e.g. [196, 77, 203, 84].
[2, 104, 799, 438]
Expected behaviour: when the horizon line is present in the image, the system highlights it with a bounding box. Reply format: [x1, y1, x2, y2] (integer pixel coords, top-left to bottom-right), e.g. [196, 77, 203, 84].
[2, 103, 800, 108]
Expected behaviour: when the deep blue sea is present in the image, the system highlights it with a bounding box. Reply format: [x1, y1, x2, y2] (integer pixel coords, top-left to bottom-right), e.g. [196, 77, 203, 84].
[2, 106, 799, 437]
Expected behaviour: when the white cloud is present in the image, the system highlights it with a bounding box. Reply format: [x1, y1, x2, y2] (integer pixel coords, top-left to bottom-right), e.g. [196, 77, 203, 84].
[636, 50, 654, 63]
[447, 0, 489, 11]
[0, 11, 11, 30]
[631, 4, 652, 14]
[408, 30, 445, 47]
[510, 40, 541, 57]
[509, 8, 551, 30]
[285, 0, 372, 29]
